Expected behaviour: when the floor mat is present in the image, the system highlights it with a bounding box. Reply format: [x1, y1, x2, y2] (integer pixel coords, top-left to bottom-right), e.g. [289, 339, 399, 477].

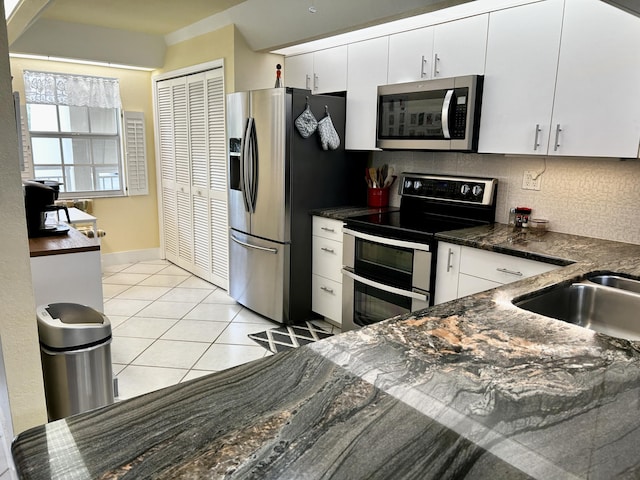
[248, 321, 334, 354]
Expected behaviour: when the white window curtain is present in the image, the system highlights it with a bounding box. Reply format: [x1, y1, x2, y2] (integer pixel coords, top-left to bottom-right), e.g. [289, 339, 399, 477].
[23, 70, 122, 109]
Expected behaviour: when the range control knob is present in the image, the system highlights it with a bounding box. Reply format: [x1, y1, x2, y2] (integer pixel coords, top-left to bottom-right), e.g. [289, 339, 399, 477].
[413, 180, 422, 191]
[460, 184, 471, 195]
[472, 185, 484, 197]
[404, 179, 412, 190]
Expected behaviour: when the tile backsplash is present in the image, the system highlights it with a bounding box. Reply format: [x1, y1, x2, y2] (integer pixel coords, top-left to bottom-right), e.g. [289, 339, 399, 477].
[372, 151, 640, 245]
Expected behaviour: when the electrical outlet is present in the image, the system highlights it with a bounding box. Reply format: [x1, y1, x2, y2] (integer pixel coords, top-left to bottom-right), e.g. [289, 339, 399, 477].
[522, 170, 541, 191]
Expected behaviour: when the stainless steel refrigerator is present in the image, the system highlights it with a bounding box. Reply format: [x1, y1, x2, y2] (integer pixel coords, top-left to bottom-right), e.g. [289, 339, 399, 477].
[227, 87, 363, 325]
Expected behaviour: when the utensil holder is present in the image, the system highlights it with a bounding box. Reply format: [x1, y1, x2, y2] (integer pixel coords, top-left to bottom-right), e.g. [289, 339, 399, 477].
[367, 187, 389, 207]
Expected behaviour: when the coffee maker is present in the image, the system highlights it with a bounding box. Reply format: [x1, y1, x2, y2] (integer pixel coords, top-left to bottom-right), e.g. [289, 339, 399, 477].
[23, 180, 70, 237]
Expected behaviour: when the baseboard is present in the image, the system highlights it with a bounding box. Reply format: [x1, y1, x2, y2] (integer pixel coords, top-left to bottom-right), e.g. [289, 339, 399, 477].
[101, 248, 162, 267]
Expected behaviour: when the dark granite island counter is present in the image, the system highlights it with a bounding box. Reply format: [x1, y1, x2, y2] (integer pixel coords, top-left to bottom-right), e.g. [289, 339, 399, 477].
[12, 224, 640, 479]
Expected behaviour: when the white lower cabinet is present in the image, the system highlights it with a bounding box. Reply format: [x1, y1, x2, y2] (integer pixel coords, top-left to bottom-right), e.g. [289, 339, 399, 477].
[30, 250, 104, 312]
[435, 241, 560, 304]
[312, 216, 344, 325]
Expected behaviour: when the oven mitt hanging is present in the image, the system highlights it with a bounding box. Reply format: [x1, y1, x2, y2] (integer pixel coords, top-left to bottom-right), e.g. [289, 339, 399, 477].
[294, 97, 318, 138]
[317, 106, 340, 150]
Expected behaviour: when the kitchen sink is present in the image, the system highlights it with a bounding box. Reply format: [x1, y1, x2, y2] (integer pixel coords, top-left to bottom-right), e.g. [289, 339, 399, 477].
[588, 274, 640, 295]
[514, 279, 640, 341]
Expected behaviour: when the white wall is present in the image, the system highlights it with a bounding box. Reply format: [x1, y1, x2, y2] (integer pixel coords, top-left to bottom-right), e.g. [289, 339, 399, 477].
[0, 2, 48, 434]
[372, 151, 640, 245]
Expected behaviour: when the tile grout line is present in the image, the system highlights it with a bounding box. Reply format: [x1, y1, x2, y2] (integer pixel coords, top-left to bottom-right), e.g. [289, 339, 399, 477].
[107, 260, 283, 399]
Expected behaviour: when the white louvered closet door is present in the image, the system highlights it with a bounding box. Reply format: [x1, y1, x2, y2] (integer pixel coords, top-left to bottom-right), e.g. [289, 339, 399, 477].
[206, 69, 228, 288]
[157, 78, 180, 263]
[156, 67, 227, 289]
[187, 72, 211, 280]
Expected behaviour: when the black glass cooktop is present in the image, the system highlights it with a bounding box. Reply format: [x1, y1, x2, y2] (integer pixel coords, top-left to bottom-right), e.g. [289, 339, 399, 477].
[345, 210, 484, 244]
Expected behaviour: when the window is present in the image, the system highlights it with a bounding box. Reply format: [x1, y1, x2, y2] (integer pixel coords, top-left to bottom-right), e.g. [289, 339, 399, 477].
[23, 70, 133, 198]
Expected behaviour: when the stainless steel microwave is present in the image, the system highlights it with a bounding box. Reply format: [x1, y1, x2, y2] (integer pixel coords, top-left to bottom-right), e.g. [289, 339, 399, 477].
[376, 75, 483, 151]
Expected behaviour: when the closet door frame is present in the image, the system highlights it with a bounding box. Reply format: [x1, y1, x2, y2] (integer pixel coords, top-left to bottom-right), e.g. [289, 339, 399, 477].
[152, 59, 228, 288]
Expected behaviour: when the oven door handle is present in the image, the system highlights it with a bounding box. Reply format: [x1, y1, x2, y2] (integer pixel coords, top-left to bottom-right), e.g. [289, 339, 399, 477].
[343, 228, 430, 252]
[342, 268, 430, 302]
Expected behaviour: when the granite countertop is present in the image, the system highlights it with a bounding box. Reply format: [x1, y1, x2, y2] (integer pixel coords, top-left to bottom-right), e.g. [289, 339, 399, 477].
[12, 223, 640, 479]
[310, 205, 399, 221]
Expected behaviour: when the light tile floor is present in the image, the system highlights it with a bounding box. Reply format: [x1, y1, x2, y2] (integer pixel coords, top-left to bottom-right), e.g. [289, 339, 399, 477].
[103, 259, 340, 400]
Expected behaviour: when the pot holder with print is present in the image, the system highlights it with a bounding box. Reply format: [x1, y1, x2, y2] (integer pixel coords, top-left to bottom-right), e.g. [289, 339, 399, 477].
[317, 106, 340, 150]
[294, 97, 318, 138]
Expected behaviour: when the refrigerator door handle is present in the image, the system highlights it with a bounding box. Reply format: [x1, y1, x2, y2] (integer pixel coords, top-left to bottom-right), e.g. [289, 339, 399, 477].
[248, 117, 259, 212]
[241, 118, 253, 213]
[231, 232, 278, 254]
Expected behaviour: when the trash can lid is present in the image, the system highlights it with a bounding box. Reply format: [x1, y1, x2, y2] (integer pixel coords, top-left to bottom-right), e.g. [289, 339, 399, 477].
[37, 303, 111, 349]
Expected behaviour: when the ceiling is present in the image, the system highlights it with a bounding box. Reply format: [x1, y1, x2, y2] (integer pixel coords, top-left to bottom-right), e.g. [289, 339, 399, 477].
[7, 0, 637, 70]
[37, 0, 247, 36]
[6, 0, 474, 68]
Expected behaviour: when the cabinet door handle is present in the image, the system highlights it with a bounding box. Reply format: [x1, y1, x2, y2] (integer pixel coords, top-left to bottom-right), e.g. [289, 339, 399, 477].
[321, 227, 335, 233]
[305, 74, 311, 90]
[433, 53, 440, 77]
[420, 55, 428, 78]
[496, 267, 523, 277]
[553, 124, 562, 151]
[446, 248, 455, 272]
[320, 286, 334, 294]
[321, 247, 335, 254]
[533, 124, 541, 151]
[313, 74, 319, 91]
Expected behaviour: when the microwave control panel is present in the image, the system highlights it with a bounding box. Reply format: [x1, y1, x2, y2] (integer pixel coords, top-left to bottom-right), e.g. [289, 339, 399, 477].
[451, 88, 468, 139]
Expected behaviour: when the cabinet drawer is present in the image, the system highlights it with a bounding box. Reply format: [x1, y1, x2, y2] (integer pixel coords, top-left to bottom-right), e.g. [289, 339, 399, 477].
[457, 273, 501, 298]
[312, 216, 344, 242]
[459, 246, 558, 284]
[312, 274, 342, 323]
[312, 236, 343, 283]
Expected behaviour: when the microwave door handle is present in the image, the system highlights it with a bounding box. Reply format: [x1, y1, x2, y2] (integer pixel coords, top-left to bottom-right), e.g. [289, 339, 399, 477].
[342, 268, 430, 302]
[441, 89, 455, 140]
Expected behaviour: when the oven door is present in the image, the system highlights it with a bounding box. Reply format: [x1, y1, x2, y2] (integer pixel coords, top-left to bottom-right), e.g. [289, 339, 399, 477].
[342, 228, 431, 331]
[342, 270, 429, 331]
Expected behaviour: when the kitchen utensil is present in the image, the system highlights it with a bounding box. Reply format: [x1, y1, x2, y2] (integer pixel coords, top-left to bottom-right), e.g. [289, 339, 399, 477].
[369, 167, 378, 187]
[383, 167, 395, 187]
[383, 175, 396, 188]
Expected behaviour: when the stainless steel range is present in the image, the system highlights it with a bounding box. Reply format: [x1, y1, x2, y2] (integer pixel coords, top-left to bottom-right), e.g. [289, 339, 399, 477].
[342, 173, 498, 331]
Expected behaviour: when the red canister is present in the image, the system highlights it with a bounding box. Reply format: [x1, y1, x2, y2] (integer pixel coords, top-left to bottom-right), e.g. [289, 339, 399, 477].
[367, 187, 390, 207]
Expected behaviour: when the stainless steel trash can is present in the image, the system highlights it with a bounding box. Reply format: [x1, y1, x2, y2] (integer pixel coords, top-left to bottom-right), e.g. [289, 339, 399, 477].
[36, 302, 114, 421]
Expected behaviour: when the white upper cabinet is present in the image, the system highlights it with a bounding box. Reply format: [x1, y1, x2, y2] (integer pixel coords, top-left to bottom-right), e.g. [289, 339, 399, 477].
[387, 27, 434, 84]
[480, 0, 640, 158]
[284, 53, 314, 90]
[478, 0, 564, 155]
[284, 46, 348, 94]
[431, 14, 488, 79]
[550, 0, 640, 158]
[346, 36, 389, 150]
[313, 46, 348, 94]
[387, 14, 488, 84]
